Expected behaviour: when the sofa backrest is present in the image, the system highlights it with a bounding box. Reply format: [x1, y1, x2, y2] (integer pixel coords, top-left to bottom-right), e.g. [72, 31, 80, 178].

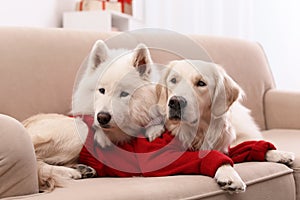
[0, 27, 274, 130]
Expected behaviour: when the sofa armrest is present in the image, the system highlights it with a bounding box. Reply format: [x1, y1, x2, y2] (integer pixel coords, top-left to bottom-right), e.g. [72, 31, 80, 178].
[264, 89, 300, 130]
[0, 114, 38, 198]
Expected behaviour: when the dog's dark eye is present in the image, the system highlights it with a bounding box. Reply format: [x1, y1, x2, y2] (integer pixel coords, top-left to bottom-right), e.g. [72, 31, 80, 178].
[170, 78, 177, 84]
[197, 80, 207, 87]
[99, 88, 105, 94]
[120, 91, 129, 97]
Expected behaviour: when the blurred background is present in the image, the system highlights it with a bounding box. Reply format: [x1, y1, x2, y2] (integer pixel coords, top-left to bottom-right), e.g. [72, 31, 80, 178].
[0, 0, 299, 90]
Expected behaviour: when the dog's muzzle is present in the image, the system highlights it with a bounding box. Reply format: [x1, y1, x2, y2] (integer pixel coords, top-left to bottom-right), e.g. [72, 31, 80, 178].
[168, 96, 187, 120]
[97, 112, 112, 128]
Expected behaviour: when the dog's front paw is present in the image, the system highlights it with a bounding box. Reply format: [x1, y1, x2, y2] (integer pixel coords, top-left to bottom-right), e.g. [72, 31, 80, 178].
[94, 129, 112, 148]
[266, 150, 295, 166]
[214, 164, 246, 194]
[73, 164, 97, 178]
[145, 125, 165, 142]
[52, 166, 82, 180]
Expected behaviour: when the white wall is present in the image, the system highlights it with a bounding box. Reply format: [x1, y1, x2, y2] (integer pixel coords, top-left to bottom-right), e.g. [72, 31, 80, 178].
[252, 0, 300, 91]
[143, 0, 300, 91]
[0, 0, 76, 27]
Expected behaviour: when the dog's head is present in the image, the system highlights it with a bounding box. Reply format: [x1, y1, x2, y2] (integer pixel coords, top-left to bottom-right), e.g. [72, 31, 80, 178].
[71, 40, 131, 115]
[157, 59, 242, 151]
[86, 41, 155, 144]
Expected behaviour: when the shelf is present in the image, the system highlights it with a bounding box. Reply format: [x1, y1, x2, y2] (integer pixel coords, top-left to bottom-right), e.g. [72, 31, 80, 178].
[63, 11, 134, 32]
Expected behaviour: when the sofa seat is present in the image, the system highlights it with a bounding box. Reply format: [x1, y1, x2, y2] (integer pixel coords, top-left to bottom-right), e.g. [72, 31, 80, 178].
[263, 129, 300, 200]
[6, 161, 294, 200]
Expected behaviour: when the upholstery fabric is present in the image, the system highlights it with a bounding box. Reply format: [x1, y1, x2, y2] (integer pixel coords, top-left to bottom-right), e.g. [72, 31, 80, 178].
[263, 129, 300, 200]
[0, 114, 39, 198]
[4, 162, 293, 200]
[265, 89, 300, 129]
[0, 28, 117, 121]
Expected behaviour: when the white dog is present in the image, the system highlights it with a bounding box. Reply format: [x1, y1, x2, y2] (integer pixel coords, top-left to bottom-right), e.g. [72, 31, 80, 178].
[151, 59, 295, 193]
[23, 40, 158, 192]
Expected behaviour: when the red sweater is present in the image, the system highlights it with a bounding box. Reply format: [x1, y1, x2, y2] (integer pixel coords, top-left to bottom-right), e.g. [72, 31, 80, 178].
[78, 115, 276, 178]
[229, 140, 276, 163]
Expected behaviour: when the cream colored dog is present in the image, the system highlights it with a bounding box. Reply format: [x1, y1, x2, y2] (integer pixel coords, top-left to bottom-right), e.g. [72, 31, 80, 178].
[23, 40, 158, 192]
[151, 59, 295, 193]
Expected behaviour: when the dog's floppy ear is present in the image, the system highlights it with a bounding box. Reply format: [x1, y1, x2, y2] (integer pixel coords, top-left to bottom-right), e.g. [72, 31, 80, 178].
[156, 62, 175, 109]
[132, 43, 153, 78]
[211, 66, 242, 117]
[88, 40, 109, 71]
[156, 82, 168, 108]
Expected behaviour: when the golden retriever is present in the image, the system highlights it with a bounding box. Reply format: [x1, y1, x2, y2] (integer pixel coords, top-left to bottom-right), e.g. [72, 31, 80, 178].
[150, 59, 295, 192]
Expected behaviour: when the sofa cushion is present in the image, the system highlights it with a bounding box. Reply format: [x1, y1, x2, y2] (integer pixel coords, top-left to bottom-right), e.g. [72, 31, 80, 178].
[7, 162, 293, 200]
[0, 115, 38, 198]
[265, 90, 300, 130]
[262, 129, 300, 200]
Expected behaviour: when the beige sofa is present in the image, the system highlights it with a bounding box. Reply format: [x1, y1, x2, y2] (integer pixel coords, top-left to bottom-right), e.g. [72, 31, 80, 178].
[0, 27, 299, 200]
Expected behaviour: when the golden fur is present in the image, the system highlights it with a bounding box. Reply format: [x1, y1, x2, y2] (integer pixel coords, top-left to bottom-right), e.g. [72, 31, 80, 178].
[150, 59, 295, 193]
[154, 59, 241, 152]
[23, 114, 87, 191]
[154, 58, 294, 165]
[151, 59, 247, 192]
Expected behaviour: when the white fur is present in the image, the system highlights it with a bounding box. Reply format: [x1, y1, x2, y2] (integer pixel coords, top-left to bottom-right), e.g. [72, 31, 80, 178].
[214, 164, 246, 193]
[230, 102, 263, 147]
[265, 150, 295, 165]
[88, 43, 157, 146]
[71, 48, 129, 115]
[24, 41, 158, 192]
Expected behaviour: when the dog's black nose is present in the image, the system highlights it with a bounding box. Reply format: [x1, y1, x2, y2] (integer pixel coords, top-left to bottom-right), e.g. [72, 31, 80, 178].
[168, 96, 187, 110]
[97, 112, 111, 125]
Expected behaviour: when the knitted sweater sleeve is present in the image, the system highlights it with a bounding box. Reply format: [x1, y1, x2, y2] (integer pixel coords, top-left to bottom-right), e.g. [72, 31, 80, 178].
[228, 140, 276, 163]
[142, 149, 234, 178]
